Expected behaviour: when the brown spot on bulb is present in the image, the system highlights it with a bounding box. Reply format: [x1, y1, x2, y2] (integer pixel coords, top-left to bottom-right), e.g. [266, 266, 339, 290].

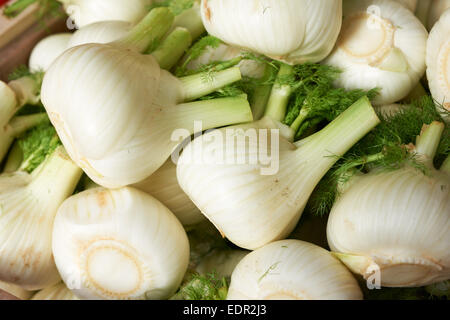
[96, 190, 108, 207]
[203, 0, 212, 22]
[21, 247, 35, 269]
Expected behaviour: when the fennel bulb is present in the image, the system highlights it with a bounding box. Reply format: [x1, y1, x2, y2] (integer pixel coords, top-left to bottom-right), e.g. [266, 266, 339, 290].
[327, 122, 450, 287]
[52, 187, 190, 300]
[0, 146, 82, 290]
[58, 0, 153, 28]
[426, 8, 450, 121]
[177, 97, 380, 250]
[41, 8, 252, 188]
[227, 240, 363, 300]
[427, 0, 450, 30]
[32, 282, 79, 300]
[324, 0, 428, 106]
[29, 33, 72, 72]
[133, 159, 205, 226]
[200, 0, 342, 65]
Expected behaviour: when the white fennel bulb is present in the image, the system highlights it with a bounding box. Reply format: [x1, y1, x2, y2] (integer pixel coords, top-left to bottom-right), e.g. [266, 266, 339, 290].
[0, 147, 82, 290]
[227, 240, 362, 300]
[185, 42, 265, 79]
[426, 8, 450, 121]
[327, 122, 450, 287]
[32, 282, 79, 300]
[134, 159, 205, 227]
[427, 0, 450, 30]
[52, 187, 190, 300]
[29, 33, 72, 72]
[324, 0, 428, 106]
[41, 8, 252, 188]
[59, 0, 152, 28]
[395, 0, 417, 11]
[200, 0, 342, 65]
[67, 21, 132, 48]
[177, 97, 380, 250]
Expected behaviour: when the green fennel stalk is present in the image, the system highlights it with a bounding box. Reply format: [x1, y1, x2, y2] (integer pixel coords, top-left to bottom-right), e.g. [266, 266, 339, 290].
[308, 96, 450, 217]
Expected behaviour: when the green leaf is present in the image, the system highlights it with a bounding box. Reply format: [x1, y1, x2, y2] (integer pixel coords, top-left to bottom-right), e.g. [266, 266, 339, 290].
[17, 121, 61, 173]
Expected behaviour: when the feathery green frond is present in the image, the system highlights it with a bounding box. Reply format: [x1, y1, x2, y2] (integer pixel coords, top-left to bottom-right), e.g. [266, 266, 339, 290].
[170, 272, 228, 300]
[308, 96, 448, 217]
[17, 122, 61, 173]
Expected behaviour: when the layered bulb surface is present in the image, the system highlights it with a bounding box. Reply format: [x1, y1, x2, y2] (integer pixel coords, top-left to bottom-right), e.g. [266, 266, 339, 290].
[324, 0, 428, 105]
[52, 187, 190, 300]
[227, 240, 363, 300]
[41, 8, 252, 188]
[200, 0, 343, 65]
[29, 33, 73, 72]
[177, 97, 380, 250]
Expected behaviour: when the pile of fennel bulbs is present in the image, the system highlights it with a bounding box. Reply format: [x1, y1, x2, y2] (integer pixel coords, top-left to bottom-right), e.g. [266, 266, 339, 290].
[1, 0, 450, 301]
[177, 97, 381, 250]
[41, 8, 252, 188]
[28, 1, 206, 72]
